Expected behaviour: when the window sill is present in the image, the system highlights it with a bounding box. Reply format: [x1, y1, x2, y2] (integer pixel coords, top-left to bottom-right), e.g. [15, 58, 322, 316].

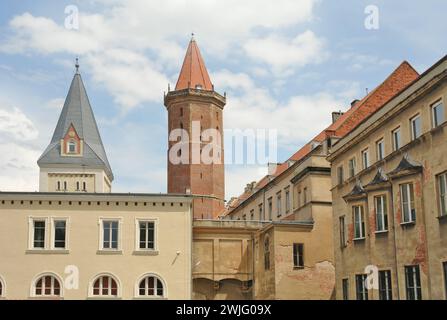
[133, 296, 167, 300]
[353, 237, 366, 242]
[87, 296, 122, 300]
[96, 250, 123, 255]
[28, 296, 64, 300]
[293, 266, 305, 270]
[400, 221, 416, 227]
[133, 250, 159, 256]
[374, 230, 389, 235]
[26, 249, 69, 255]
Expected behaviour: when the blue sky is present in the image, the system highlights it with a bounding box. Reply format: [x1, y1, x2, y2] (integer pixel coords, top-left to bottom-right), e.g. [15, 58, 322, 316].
[0, 0, 446, 199]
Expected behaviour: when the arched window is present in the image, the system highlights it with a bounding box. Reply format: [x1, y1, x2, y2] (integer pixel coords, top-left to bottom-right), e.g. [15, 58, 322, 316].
[264, 236, 270, 271]
[33, 274, 61, 297]
[82, 182, 87, 191]
[67, 140, 77, 153]
[92, 275, 118, 297]
[137, 275, 165, 298]
[0, 276, 4, 297]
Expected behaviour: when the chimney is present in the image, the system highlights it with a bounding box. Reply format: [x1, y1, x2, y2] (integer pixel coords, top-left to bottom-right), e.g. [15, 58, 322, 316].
[332, 111, 344, 124]
[350, 99, 360, 108]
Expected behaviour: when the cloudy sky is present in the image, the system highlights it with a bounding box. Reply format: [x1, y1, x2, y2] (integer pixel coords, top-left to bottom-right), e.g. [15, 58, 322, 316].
[0, 0, 446, 199]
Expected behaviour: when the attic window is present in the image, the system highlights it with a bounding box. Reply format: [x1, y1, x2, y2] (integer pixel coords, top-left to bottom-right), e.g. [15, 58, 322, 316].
[67, 140, 77, 154]
[195, 84, 202, 90]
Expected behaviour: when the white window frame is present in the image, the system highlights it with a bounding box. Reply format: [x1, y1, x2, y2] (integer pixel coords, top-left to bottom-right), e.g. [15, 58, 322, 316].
[353, 206, 365, 240]
[438, 172, 447, 217]
[376, 139, 385, 161]
[400, 183, 416, 223]
[378, 270, 392, 300]
[30, 272, 64, 298]
[356, 274, 368, 300]
[99, 218, 123, 251]
[50, 217, 69, 250]
[431, 100, 445, 128]
[135, 218, 158, 251]
[135, 273, 167, 299]
[410, 114, 421, 140]
[67, 140, 77, 154]
[89, 273, 121, 298]
[392, 127, 401, 151]
[374, 195, 388, 232]
[28, 217, 49, 250]
[362, 149, 369, 170]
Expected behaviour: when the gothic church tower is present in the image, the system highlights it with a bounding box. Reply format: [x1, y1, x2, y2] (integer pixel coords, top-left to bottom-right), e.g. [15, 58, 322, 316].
[164, 37, 226, 219]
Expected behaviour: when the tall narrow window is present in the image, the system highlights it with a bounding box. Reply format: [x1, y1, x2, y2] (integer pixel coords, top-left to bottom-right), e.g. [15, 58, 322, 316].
[293, 243, 304, 268]
[63, 181, 67, 191]
[102, 221, 119, 249]
[337, 166, 344, 185]
[392, 127, 401, 151]
[443, 262, 447, 300]
[76, 181, 80, 191]
[379, 270, 392, 300]
[348, 158, 356, 178]
[375, 195, 388, 232]
[410, 114, 421, 140]
[264, 237, 270, 270]
[376, 139, 385, 161]
[53, 220, 66, 249]
[268, 198, 273, 220]
[259, 204, 263, 220]
[400, 183, 416, 223]
[405, 265, 422, 300]
[180, 107, 183, 117]
[139, 221, 155, 250]
[437, 172, 447, 217]
[298, 191, 302, 208]
[432, 101, 445, 128]
[67, 140, 76, 153]
[57, 181, 61, 191]
[276, 192, 282, 217]
[285, 188, 290, 213]
[362, 149, 369, 170]
[303, 187, 308, 204]
[250, 209, 254, 220]
[355, 274, 368, 300]
[342, 279, 349, 300]
[353, 206, 365, 239]
[82, 182, 87, 192]
[339, 216, 346, 247]
[33, 220, 46, 249]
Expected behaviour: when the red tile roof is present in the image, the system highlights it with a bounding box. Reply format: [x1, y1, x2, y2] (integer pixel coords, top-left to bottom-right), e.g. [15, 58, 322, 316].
[175, 38, 213, 91]
[223, 61, 420, 217]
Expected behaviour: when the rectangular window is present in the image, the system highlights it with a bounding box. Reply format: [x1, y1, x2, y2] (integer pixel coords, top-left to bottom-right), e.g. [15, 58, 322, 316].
[303, 187, 308, 204]
[285, 188, 290, 213]
[392, 127, 401, 151]
[437, 172, 447, 217]
[56, 181, 61, 191]
[355, 274, 368, 300]
[33, 220, 46, 249]
[102, 220, 119, 249]
[250, 209, 254, 220]
[374, 195, 388, 232]
[293, 243, 304, 268]
[298, 191, 302, 208]
[376, 139, 385, 161]
[276, 192, 282, 217]
[405, 265, 422, 300]
[342, 279, 349, 300]
[259, 204, 263, 220]
[362, 149, 369, 170]
[348, 158, 356, 178]
[339, 216, 346, 247]
[353, 206, 365, 239]
[379, 270, 392, 300]
[268, 198, 273, 220]
[242, 214, 246, 221]
[410, 114, 421, 140]
[432, 100, 445, 128]
[337, 166, 344, 185]
[139, 221, 155, 250]
[400, 183, 416, 223]
[53, 220, 66, 249]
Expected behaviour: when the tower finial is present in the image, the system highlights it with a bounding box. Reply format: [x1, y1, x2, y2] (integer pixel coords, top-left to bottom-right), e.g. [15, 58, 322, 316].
[191, 32, 195, 41]
[75, 57, 79, 74]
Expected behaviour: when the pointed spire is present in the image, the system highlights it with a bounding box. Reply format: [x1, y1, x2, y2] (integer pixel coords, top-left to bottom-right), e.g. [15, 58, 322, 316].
[175, 36, 213, 91]
[75, 57, 80, 74]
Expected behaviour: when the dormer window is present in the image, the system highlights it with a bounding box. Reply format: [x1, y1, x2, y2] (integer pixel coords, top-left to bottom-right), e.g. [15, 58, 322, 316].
[195, 84, 202, 90]
[67, 140, 77, 154]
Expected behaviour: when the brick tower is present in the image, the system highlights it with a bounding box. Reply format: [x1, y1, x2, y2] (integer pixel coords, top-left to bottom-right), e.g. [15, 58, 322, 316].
[164, 37, 226, 219]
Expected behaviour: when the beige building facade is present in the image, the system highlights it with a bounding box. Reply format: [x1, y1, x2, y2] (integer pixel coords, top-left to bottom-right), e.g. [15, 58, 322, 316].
[0, 193, 193, 300]
[328, 55, 447, 300]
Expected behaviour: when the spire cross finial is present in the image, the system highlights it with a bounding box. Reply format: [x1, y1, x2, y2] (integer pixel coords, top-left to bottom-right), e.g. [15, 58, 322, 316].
[75, 57, 79, 73]
[191, 32, 195, 41]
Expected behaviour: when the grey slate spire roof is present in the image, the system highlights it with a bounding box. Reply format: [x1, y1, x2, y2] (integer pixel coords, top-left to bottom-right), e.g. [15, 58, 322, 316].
[37, 69, 114, 181]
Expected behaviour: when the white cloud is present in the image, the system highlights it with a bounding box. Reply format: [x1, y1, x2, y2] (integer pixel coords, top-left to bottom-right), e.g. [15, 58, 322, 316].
[243, 31, 328, 75]
[225, 165, 266, 200]
[45, 98, 65, 110]
[0, 106, 39, 141]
